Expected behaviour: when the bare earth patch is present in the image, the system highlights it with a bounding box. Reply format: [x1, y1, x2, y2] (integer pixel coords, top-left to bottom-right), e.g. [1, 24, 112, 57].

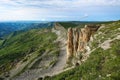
[100, 35, 120, 50]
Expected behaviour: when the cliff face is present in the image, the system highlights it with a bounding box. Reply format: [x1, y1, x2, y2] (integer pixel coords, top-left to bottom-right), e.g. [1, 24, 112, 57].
[66, 25, 100, 65]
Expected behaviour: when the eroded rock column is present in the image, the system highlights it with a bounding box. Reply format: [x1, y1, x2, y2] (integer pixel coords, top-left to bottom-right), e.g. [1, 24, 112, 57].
[66, 25, 100, 66]
[66, 28, 74, 64]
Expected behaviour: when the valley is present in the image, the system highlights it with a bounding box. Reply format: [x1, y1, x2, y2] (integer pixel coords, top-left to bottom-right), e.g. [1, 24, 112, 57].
[0, 21, 120, 80]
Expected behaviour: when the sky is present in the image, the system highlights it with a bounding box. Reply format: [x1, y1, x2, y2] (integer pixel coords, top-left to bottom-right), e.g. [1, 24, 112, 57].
[0, 0, 120, 21]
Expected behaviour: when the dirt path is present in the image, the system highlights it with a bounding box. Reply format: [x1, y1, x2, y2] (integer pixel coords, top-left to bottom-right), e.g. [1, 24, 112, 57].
[50, 47, 67, 75]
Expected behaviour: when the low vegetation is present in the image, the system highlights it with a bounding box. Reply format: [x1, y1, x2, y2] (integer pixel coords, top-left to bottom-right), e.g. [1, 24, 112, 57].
[0, 28, 58, 75]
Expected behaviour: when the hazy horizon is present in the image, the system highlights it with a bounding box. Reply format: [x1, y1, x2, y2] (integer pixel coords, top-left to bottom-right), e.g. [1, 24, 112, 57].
[0, 20, 119, 22]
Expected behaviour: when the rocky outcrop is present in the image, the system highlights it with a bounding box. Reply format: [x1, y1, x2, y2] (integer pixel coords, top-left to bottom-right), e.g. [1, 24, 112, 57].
[66, 25, 100, 65]
[66, 28, 74, 64]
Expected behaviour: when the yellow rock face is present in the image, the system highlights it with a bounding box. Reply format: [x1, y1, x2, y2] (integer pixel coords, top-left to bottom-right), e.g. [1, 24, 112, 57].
[66, 25, 100, 65]
[66, 28, 74, 63]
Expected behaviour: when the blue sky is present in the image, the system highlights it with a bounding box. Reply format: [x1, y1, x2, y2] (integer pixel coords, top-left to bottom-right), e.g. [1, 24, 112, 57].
[0, 0, 120, 21]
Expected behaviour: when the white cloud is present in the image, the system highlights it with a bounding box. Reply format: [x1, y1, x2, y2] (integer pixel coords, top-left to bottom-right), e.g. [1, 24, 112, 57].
[0, 0, 120, 21]
[81, 14, 89, 19]
[1, 0, 120, 8]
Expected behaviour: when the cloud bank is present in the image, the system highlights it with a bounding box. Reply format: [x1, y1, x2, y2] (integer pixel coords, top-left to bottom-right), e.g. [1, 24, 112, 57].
[0, 0, 120, 21]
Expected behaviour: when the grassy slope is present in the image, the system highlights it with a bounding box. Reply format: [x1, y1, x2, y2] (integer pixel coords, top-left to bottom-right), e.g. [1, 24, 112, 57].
[0, 28, 58, 75]
[45, 21, 120, 80]
[0, 40, 4, 46]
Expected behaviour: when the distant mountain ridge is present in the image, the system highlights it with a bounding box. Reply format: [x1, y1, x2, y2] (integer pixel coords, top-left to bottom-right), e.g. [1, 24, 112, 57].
[0, 22, 53, 38]
[0, 21, 114, 38]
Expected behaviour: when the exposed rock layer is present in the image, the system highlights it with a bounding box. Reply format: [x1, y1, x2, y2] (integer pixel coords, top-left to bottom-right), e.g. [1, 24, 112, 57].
[66, 25, 100, 65]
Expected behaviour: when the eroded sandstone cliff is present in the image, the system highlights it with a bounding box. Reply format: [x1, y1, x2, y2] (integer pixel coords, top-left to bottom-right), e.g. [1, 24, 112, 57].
[66, 25, 100, 65]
